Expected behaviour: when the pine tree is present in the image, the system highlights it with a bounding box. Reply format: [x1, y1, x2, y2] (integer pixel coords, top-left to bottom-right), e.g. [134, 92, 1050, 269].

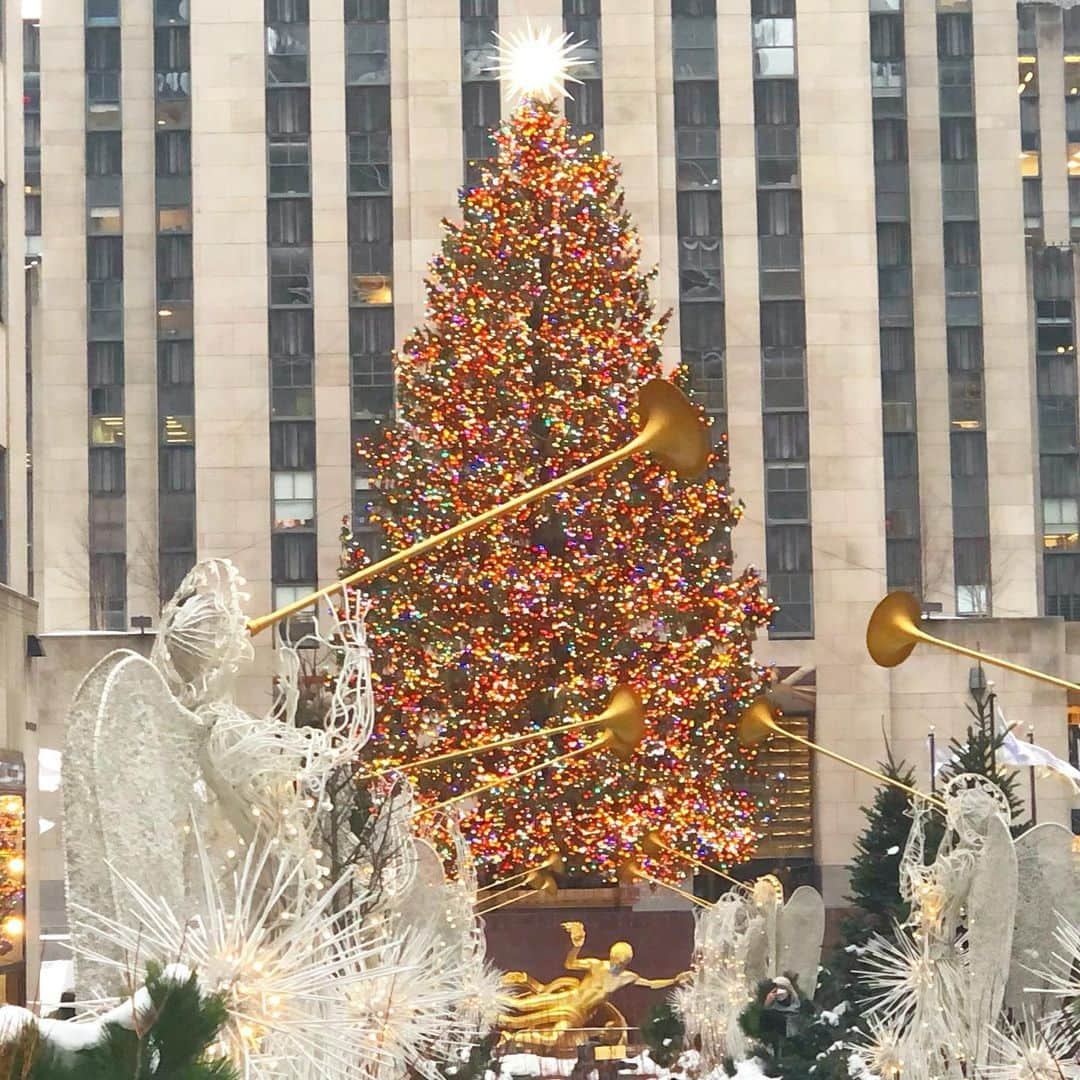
[734, 978, 850, 1080]
[0, 965, 238, 1079]
[846, 749, 922, 933]
[938, 685, 1029, 833]
[640, 1001, 685, 1068]
[350, 97, 775, 882]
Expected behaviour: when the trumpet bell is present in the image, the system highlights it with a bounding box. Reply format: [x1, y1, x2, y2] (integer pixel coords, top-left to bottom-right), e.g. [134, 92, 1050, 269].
[641, 830, 664, 859]
[638, 378, 711, 479]
[616, 859, 642, 887]
[601, 685, 645, 758]
[866, 591, 923, 669]
[527, 869, 559, 897]
[737, 698, 780, 748]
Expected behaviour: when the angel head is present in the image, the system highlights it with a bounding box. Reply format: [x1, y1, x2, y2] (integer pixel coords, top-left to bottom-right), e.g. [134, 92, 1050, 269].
[152, 559, 254, 708]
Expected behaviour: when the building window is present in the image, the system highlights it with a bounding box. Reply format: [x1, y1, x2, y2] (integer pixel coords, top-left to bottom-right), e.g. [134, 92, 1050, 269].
[268, 137, 311, 196]
[272, 532, 317, 582]
[273, 471, 315, 529]
[267, 22, 310, 85]
[89, 553, 126, 631]
[270, 421, 316, 470]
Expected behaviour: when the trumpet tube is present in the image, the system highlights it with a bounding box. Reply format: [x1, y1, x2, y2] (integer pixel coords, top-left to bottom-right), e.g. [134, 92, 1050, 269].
[414, 735, 612, 818]
[625, 865, 712, 909]
[739, 698, 946, 811]
[477, 869, 558, 915]
[479, 854, 564, 897]
[360, 686, 642, 781]
[246, 379, 709, 636]
[477, 890, 536, 916]
[867, 591, 1080, 693]
[478, 866, 539, 896]
[360, 715, 597, 780]
[643, 831, 747, 891]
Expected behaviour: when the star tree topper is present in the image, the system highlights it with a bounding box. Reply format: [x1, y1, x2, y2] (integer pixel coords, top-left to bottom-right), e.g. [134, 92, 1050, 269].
[490, 23, 591, 102]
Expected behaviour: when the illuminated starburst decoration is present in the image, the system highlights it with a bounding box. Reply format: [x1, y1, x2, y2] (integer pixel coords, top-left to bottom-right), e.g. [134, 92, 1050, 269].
[489, 24, 591, 101]
[71, 827, 476, 1080]
[858, 926, 965, 1033]
[985, 1015, 1080, 1080]
[849, 1014, 906, 1080]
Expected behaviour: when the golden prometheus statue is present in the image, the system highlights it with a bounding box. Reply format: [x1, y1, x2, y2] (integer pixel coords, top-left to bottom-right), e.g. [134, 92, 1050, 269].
[498, 920, 690, 1053]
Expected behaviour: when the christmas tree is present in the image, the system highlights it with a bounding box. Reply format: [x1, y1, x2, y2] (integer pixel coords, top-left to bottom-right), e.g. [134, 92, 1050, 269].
[938, 685, 1028, 832]
[350, 88, 774, 881]
[845, 748, 921, 931]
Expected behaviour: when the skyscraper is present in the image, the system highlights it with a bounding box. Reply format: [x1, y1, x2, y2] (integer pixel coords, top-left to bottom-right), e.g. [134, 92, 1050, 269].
[30, 0, 1080, 905]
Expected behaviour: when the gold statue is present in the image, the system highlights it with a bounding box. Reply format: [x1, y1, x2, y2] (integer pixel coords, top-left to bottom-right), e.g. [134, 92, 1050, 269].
[498, 921, 691, 1053]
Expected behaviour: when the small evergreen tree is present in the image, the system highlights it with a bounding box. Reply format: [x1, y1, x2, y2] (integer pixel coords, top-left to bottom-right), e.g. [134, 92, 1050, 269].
[734, 977, 849, 1080]
[937, 684, 1029, 834]
[640, 1001, 685, 1068]
[846, 747, 921, 931]
[0, 965, 238, 1079]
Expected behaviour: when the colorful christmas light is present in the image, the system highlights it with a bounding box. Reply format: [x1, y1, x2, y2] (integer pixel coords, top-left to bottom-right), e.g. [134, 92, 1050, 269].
[347, 98, 776, 883]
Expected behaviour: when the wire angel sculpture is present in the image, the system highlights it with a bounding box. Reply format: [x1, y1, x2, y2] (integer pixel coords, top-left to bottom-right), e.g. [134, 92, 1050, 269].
[855, 774, 1018, 1080]
[673, 875, 824, 1070]
[40, 559, 496, 1079]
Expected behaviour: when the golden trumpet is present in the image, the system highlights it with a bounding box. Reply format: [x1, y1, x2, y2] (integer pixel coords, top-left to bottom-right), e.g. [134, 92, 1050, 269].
[415, 730, 634, 819]
[738, 698, 946, 811]
[617, 859, 712, 909]
[867, 591, 1079, 693]
[477, 869, 559, 915]
[359, 687, 643, 781]
[479, 854, 566, 898]
[642, 830, 748, 891]
[246, 379, 710, 636]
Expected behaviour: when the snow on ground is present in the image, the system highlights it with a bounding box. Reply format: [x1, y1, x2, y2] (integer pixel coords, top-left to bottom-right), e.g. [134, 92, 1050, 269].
[491, 1050, 773, 1080]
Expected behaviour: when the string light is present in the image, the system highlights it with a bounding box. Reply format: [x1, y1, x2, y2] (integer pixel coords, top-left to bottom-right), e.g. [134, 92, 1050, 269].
[0, 796, 24, 957]
[346, 98, 776, 883]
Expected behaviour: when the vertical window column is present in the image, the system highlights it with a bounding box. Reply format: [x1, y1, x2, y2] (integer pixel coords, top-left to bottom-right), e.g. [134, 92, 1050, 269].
[564, 0, 603, 149]
[86, 0, 127, 630]
[937, 2, 991, 616]
[266, 0, 317, 629]
[1018, 8, 1042, 236]
[155, 0, 195, 603]
[1066, 9, 1080, 237]
[1033, 249, 1080, 619]
[870, 0, 921, 595]
[346, 0, 393, 561]
[672, 0, 725, 433]
[461, 0, 499, 188]
[23, 18, 40, 253]
[752, 0, 812, 638]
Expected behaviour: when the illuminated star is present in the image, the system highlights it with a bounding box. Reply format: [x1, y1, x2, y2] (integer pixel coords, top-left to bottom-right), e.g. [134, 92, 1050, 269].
[490, 24, 591, 102]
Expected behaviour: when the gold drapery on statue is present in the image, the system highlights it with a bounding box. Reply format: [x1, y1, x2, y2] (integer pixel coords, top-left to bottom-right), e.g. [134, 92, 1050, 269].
[497, 921, 691, 1054]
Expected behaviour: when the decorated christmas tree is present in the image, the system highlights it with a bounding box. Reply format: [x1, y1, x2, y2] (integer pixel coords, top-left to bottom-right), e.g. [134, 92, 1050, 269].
[348, 62, 774, 882]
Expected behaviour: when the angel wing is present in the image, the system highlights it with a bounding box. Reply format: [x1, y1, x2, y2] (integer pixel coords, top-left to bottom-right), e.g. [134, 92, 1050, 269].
[1005, 822, 1075, 1015]
[66, 653, 206, 995]
[964, 813, 1017, 1069]
[775, 885, 825, 998]
[62, 651, 135, 995]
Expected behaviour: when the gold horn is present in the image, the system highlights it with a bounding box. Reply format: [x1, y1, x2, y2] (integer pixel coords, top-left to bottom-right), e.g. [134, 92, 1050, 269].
[414, 733, 624, 819]
[477, 869, 558, 915]
[246, 379, 710, 636]
[360, 687, 643, 781]
[478, 854, 565, 900]
[618, 859, 712, 909]
[642, 830, 748, 891]
[867, 591, 1080, 693]
[738, 698, 946, 811]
